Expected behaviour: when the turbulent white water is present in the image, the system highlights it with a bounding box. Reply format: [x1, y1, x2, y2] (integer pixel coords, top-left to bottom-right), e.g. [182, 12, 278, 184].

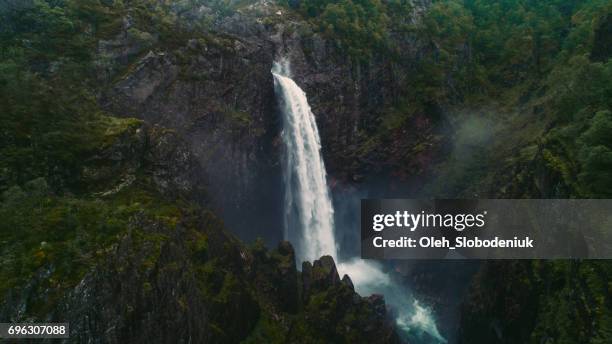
[272, 60, 446, 343]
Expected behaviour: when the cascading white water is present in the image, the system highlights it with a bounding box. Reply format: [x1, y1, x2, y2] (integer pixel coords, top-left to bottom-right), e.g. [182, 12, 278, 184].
[272, 60, 337, 263]
[272, 60, 446, 343]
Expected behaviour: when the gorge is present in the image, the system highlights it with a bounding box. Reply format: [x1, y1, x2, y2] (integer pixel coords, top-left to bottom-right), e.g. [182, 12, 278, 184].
[1, 0, 611, 343]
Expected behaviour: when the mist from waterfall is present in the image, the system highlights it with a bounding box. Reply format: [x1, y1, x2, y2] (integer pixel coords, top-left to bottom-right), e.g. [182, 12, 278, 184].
[272, 60, 446, 343]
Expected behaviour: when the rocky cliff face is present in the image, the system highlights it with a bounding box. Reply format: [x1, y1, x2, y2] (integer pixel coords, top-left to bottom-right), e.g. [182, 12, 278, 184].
[101, 19, 282, 243]
[99, 0, 440, 243]
[0, 109, 401, 344]
[9, 212, 399, 343]
[62, 222, 399, 344]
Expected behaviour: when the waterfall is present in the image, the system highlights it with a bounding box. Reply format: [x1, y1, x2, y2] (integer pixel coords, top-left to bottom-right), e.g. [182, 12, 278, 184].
[272, 60, 446, 344]
[272, 60, 337, 263]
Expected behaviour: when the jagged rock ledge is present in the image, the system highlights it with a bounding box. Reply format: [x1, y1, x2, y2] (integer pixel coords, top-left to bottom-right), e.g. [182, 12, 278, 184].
[2, 211, 400, 343]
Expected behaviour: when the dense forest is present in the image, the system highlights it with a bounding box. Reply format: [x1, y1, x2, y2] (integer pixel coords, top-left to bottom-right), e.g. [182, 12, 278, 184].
[293, 0, 612, 197]
[1, 0, 611, 343]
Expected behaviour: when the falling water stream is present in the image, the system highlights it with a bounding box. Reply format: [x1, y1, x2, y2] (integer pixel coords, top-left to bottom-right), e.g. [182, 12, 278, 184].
[272, 60, 446, 343]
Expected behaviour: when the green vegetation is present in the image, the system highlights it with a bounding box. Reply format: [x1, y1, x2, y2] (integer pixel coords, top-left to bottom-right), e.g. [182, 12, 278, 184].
[1, 0, 611, 342]
[290, 3, 612, 339]
[0, 0, 201, 319]
[296, 0, 413, 59]
[462, 260, 612, 344]
[403, 3, 612, 342]
[0, 178, 186, 315]
[293, 0, 611, 198]
[531, 260, 612, 343]
[1, 1, 178, 192]
[413, 0, 611, 95]
[421, 1, 612, 198]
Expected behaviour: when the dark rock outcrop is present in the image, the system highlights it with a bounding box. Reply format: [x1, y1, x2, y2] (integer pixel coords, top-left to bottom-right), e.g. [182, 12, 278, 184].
[301, 255, 340, 300]
[251, 240, 299, 313]
[297, 256, 401, 344]
[341, 274, 355, 290]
